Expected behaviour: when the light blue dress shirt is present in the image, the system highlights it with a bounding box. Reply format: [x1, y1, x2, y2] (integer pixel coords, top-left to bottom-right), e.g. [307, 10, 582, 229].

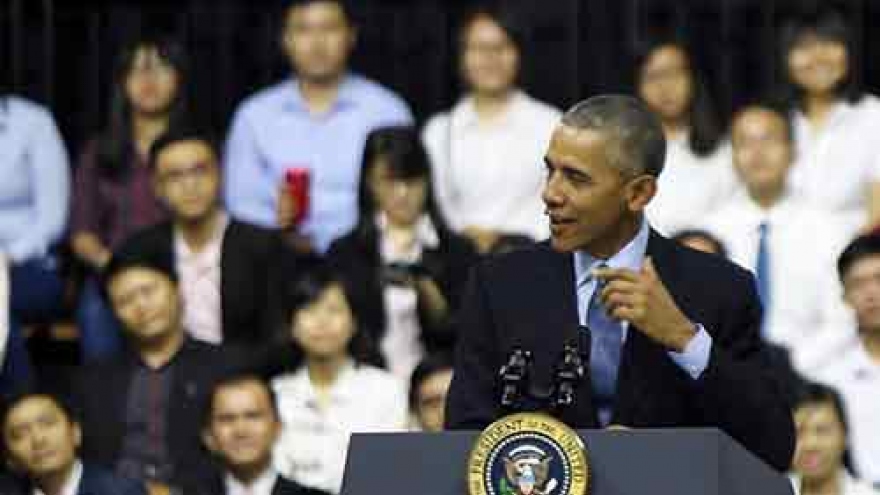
[0, 96, 70, 263]
[573, 219, 712, 381]
[223, 74, 413, 252]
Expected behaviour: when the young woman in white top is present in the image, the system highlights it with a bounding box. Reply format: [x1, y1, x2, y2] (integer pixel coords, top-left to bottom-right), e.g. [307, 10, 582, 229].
[790, 382, 880, 495]
[422, 6, 561, 252]
[270, 265, 408, 494]
[776, 6, 880, 236]
[635, 36, 737, 236]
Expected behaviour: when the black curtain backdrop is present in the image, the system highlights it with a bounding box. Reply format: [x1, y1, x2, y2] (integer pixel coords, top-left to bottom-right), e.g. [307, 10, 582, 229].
[3, 0, 880, 157]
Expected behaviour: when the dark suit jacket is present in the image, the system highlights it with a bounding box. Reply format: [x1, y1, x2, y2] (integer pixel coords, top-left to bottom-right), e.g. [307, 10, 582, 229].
[327, 225, 478, 353]
[4, 462, 148, 495]
[195, 472, 331, 495]
[74, 339, 245, 490]
[124, 219, 288, 346]
[445, 232, 796, 471]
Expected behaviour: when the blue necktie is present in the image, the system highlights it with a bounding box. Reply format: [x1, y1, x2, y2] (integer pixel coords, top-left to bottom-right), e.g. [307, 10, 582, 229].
[755, 222, 771, 332]
[585, 263, 623, 426]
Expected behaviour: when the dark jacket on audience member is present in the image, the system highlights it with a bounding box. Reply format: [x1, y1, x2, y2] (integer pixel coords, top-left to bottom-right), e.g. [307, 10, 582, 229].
[327, 225, 478, 353]
[123, 219, 288, 346]
[3, 462, 148, 495]
[196, 472, 331, 495]
[74, 339, 245, 490]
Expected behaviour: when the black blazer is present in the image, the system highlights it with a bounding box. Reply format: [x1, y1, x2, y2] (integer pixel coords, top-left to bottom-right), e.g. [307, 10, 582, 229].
[4, 462, 148, 495]
[445, 231, 796, 472]
[74, 339, 245, 490]
[195, 472, 331, 495]
[123, 219, 288, 346]
[327, 225, 478, 353]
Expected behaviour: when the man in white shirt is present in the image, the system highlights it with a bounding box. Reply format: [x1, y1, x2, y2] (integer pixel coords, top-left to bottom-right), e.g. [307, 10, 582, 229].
[1, 393, 146, 495]
[702, 103, 854, 372]
[815, 234, 880, 488]
[202, 374, 327, 495]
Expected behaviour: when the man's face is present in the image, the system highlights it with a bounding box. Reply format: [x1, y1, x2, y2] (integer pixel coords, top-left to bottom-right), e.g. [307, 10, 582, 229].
[542, 125, 654, 255]
[731, 108, 792, 197]
[154, 140, 221, 223]
[842, 254, 880, 334]
[3, 397, 80, 479]
[793, 402, 846, 483]
[415, 369, 453, 432]
[108, 267, 181, 345]
[205, 381, 280, 472]
[282, 1, 354, 84]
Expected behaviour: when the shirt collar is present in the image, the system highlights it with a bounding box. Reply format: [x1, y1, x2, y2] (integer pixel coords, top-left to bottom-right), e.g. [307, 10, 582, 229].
[731, 188, 797, 228]
[287, 359, 359, 407]
[225, 466, 278, 495]
[375, 213, 440, 252]
[281, 74, 358, 114]
[33, 460, 82, 495]
[174, 213, 229, 262]
[574, 218, 650, 288]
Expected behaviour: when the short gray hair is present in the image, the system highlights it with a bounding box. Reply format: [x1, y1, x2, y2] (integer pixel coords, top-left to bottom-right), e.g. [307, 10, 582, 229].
[561, 94, 666, 177]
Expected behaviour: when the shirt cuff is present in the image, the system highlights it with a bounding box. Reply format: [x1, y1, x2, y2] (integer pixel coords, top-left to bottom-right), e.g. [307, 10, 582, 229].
[667, 324, 713, 380]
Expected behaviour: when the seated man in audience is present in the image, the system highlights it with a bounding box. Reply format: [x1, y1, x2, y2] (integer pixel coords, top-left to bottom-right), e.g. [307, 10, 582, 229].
[816, 234, 880, 488]
[201, 374, 328, 495]
[74, 239, 244, 494]
[224, 0, 413, 253]
[408, 353, 453, 432]
[702, 102, 852, 372]
[126, 127, 294, 348]
[1, 392, 147, 495]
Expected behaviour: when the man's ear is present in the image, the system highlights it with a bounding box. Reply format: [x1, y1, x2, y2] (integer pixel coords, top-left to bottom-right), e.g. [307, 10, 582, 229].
[202, 428, 218, 454]
[72, 421, 82, 450]
[625, 175, 657, 213]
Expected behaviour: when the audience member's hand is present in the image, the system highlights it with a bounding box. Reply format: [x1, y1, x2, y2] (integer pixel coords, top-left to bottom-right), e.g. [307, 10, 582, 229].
[145, 481, 172, 495]
[463, 226, 501, 254]
[71, 232, 111, 270]
[277, 182, 299, 230]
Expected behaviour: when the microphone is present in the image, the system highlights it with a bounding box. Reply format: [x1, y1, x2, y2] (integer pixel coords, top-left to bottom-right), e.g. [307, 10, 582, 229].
[498, 346, 532, 410]
[552, 339, 587, 411]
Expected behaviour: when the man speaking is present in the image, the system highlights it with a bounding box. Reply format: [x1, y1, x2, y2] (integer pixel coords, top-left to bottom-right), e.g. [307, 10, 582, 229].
[444, 95, 795, 472]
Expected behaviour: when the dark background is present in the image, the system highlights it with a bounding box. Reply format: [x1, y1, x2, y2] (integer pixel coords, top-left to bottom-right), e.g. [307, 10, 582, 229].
[3, 0, 880, 158]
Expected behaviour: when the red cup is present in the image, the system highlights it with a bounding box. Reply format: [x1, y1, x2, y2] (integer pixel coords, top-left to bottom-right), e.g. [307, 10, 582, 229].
[285, 167, 310, 226]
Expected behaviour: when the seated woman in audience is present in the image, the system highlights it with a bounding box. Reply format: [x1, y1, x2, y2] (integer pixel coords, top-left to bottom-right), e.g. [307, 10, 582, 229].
[328, 127, 477, 379]
[635, 35, 737, 235]
[271, 265, 408, 494]
[408, 353, 453, 432]
[775, 5, 880, 236]
[790, 382, 879, 495]
[422, 5, 561, 253]
[0, 91, 70, 396]
[70, 34, 189, 361]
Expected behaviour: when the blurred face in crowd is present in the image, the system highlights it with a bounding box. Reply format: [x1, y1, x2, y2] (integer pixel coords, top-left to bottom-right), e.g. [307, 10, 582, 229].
[638, 45, 693, 124]
[461, 14, 519, 98]
[842, 254, 880, 334]
[787, 33, 849, 97]
[414, 368, 453, 432]
[154, 140, 221, 223]
[793, 401, 846, 484]
[283, 1, 355, 84]
[542, 125, 655, 256]
[731, 107, 792, 199]
[3, 396, 81, 481]
[125, 45, 180, 117]
[108, 267, 182, 345]
[292, 283, 355, 360]
[368, 159, 428, 228]
[204, 380, 280, 475]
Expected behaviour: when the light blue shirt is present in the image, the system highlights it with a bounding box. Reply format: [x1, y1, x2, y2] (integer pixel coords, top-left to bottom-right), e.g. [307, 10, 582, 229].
[223, 74, 413, 252]
[573, 219, 712, 380]
[0, 96, 70, 263]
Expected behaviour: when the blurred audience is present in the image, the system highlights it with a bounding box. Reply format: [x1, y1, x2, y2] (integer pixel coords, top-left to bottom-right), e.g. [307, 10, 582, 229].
[1, 392, 149, 495]
[422, 5, 560, 252]
[776, 5, 880, 236]
[408, 353, 453, 432]
[328, 127, 477, 378]
[635, 36, 737, 236]
[74, 239, 243, 494]
[71, 35, 189, 361]
[224, 0, 413, 254]
[789, 382, 879, 495]
[0, 93, 70, 396]
[702, 103, 852, 372]
[271, 265, 407, 493]
[200, 374, 328, 495]
[814, 234, 880, 487]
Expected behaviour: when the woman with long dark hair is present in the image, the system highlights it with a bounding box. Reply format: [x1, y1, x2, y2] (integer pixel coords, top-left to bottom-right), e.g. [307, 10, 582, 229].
[328, 126, 477, 379]
[775, 5, 880, 236]
[634, 35, 738, 235]
[70, 34, 190, 360]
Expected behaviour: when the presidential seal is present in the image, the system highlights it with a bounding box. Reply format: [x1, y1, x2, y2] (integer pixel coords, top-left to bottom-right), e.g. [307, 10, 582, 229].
[467, 413, 589, 495]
